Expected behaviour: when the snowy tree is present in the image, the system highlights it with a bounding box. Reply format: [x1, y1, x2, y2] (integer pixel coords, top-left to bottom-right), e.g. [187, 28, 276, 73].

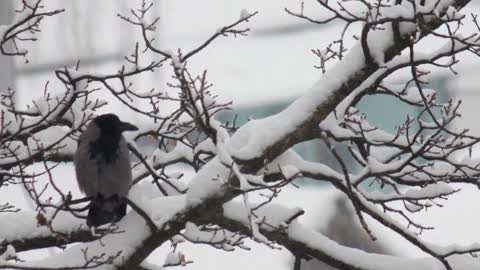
[1, 0, 480, 269]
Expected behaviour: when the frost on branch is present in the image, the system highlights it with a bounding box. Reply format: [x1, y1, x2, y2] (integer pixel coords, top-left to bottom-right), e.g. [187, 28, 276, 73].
[1, 0, 480, 270]
[0, 0, 64, 59]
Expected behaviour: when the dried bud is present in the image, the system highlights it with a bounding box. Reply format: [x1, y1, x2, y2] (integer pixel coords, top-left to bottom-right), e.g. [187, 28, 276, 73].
[36, 212, 47, 227]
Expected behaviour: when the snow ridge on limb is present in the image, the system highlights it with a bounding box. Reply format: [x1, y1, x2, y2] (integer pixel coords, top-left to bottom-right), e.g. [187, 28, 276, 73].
[218, 200, 480, 270]
[116, 0, 474, 269]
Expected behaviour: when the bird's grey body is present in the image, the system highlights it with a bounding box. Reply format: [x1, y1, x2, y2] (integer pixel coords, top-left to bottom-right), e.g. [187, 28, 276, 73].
[74, 114, 138, 227]
[74, 123, 132, 197]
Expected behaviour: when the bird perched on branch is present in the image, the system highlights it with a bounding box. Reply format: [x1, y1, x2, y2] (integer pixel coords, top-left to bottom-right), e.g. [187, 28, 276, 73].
[74, 114, 138, 227]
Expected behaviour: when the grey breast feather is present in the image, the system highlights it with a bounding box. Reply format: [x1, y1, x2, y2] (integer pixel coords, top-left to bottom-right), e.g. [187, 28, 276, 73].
[74, 123, 132, 198]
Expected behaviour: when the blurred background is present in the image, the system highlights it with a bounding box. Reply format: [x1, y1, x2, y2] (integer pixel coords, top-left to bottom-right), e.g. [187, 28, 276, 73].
[1, 0, 480, 269]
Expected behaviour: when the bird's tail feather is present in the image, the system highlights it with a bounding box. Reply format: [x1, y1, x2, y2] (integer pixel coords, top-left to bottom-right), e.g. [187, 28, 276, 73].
[87, 195, 126, 227]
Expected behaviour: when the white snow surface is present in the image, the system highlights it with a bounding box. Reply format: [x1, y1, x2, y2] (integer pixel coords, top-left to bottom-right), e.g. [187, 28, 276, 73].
[3, 161, 480, 269]
[287, 221, 480, 270]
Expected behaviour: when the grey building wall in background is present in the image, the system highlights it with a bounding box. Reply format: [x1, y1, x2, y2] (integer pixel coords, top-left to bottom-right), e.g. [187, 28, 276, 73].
[0, 0, 14, 92]
[299, 197, 389, 270]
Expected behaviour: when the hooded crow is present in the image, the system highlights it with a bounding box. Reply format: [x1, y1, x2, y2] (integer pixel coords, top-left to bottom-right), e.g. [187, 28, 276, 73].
[74, 114, 138, 227]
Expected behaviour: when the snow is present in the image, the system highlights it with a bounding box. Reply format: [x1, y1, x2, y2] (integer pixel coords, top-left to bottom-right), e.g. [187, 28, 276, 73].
[240, 9, 251, 20]
[280, 165, 301, 179]
[194, 138, 216, 156]
[287, 221, 480, 270]
[151, 186, 343, 270]
[397, 184, 480, 256]
[130, 177, 187, 198]
[27, 126, 77, 156]
[362, 182, 456, 202]
[223, 42, 366, 161]
[4, 159, 480, 269]
[263, 149, 345, 182]
[367, 24, 394, 64]
[141, 261, 166, 270]
[183, 222, 245, 251]
[378, 2, 414, 20]
[171, 54, 183, 69]
[185, 158, 229, 205]
[0, 210, 85, 244]
[12, 214, 150, 269]
[152, 144, 194, 164]
[3, 0, 480, 269]
[0, 244, 15, 260]
[223, 201, 303, 231]
[164, 252, 186, 266]
[405, 202, 423, 213]
[130, 192, 186, 227]
[0, 160, 347, 269]
[445, 5, 465, 20]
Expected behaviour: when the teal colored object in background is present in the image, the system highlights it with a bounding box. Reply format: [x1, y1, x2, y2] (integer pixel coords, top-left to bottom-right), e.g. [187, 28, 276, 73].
[215, 76, 449, 189]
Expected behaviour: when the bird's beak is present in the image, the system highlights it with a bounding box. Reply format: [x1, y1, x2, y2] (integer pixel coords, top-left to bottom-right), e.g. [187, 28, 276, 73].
[119, 121, 139, 132]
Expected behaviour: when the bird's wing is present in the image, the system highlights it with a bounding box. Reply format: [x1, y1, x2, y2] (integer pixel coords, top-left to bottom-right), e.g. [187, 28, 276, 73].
[74, 122, 101, 196]
[74, 137, 100, 196]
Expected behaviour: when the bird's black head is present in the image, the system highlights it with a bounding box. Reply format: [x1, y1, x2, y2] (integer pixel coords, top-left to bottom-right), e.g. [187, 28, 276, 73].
[93, 114, 138, 134]
[89, 114, 138, 163]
